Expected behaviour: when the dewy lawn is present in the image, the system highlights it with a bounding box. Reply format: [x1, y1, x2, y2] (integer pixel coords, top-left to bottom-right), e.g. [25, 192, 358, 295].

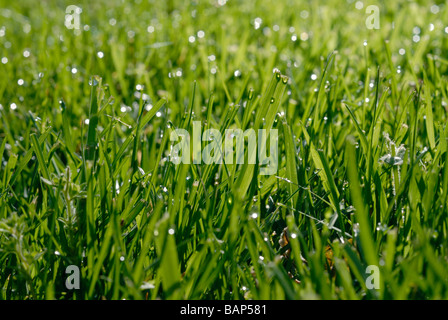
[0, 0, 447, 300]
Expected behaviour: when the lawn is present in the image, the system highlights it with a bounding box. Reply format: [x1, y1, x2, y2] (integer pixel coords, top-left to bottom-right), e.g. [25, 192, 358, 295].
[0, 0, 448, 300]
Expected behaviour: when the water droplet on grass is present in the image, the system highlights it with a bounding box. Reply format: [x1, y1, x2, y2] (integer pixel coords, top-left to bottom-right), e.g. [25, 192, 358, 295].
[89, 77, 98, 86]
[254, 17, 262, 29]
[353, 223, 360, 237]
[300, 32, 309, 41]
[248, 88, 254, 100]
[430, 4, 439, 14]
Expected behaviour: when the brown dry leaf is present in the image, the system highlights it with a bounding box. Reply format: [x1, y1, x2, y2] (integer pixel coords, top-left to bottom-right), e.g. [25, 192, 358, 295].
[279, 227, 307, 264]
[325, 238, 353, 275]
[279, 227, 291, 258]
[280, 227, 353, 272]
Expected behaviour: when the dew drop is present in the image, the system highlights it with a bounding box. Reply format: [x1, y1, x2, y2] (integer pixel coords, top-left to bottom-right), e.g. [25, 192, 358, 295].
[248, 88, 254, 100]
[89, 78, 98, 86]
[430, 4, 439, 14]
[300, 32, 309, 41]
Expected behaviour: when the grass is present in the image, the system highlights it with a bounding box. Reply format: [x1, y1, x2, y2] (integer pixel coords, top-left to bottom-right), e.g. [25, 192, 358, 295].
[0, 0, 448, 300]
